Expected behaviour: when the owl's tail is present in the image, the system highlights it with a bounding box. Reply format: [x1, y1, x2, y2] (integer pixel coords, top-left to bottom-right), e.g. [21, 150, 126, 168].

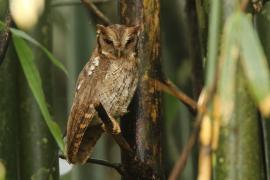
[66, 122, 104, 164]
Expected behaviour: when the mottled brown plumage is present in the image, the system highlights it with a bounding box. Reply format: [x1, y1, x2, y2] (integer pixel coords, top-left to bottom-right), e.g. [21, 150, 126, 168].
[66, 24, 140, 164]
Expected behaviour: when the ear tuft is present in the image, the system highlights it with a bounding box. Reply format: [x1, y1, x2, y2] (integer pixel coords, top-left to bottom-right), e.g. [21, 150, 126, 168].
[97, 24, 106, 34]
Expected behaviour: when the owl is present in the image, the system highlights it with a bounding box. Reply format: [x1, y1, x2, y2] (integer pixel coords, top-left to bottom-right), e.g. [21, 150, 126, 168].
[66, 24, 140, 164]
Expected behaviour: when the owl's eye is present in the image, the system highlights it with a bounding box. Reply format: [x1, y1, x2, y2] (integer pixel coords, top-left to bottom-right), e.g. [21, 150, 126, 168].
[126, 37, 135, 46]
[104, 38, 113, 45]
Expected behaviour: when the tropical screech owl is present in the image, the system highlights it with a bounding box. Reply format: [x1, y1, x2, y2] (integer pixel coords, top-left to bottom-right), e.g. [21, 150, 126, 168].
[66, 24, 140, 164]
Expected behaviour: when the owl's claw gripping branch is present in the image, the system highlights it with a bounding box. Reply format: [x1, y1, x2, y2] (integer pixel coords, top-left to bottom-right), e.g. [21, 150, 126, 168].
[95, 103, 160, 179]
[95, 103, 133, 155]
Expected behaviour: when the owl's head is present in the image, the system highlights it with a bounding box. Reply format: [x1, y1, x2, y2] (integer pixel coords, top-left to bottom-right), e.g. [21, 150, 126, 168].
[96, 24, 140, 59]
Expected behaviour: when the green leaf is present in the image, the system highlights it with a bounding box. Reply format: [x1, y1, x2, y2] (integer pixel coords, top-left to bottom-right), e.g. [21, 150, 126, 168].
[0, 21, 4, 30]
[10, 28, 68, 75]
[217, 14, 240, 124]
[0, 161, 5, 180]
[0, 20, 68, 75]
[239, 13, 270, 116]
[205, 0, 221, 88]
[12, 35, 64, 152]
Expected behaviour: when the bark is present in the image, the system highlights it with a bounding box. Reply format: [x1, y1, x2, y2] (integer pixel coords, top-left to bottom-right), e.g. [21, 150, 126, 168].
[18, 2, 59, 179]
[214, 1, 265, 179]
[120, 0, 163, 179]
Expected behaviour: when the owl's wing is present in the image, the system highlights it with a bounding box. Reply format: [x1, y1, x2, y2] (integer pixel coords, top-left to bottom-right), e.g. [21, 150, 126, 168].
[66, 52, 108, 164]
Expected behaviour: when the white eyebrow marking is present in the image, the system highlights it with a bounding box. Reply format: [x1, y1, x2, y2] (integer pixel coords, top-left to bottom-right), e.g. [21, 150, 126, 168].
[90, 65, 95, 71]
[77, 80, 83, 90]
[88, 70, 93, 76]
[93, 57, 100, 66]
[101, 50, 110, 56]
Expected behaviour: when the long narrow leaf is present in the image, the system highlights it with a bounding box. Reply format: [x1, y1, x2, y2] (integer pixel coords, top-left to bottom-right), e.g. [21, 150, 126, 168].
[239, 13, 270, 116]
[217, 14, 240, 124]
[10, 28, 68, 75]
[0, 21, 4, 30]
[0, 20, 68, 75]
[12, 35, 64, 152]
[206, 0, 221, 88]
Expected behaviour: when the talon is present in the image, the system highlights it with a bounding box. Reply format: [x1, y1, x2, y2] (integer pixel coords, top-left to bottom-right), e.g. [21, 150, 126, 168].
[102, 121, 121, 134]
[111, 121, 121, 134]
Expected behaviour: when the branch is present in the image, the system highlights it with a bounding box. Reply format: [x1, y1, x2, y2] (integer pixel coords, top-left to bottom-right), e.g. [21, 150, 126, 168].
[50, 0, 114, 7]
[168, 90, 210, 180]
[168, 112, 203, 180]
[152, 78, 197, 114]
[81, 0, 111, 25]
[59, 154, 127, 176]
[95, 103, 134, 156]
[95, 103, 158, 179]
[0, 11, 13, 66]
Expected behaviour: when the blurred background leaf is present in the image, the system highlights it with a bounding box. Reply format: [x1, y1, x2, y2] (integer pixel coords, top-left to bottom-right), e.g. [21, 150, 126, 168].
[239, 13, 270, 116]
[1, 0, 270, 179]
[12, 34, 64, 152]
[0, 162, 6, 180]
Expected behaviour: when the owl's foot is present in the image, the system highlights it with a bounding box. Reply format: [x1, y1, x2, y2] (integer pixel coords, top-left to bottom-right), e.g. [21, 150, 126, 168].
[117, 109, 129, 117]
[109, 118, 121, 134]
[101, 118, 121, 135]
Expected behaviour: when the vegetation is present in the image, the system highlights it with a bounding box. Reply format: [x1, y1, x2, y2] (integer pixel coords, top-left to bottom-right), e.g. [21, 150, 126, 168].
[1, 0, 270, 179]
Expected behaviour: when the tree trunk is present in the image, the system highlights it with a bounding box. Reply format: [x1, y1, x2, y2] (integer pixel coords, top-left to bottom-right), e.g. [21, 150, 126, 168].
[120, 0, 163, 179]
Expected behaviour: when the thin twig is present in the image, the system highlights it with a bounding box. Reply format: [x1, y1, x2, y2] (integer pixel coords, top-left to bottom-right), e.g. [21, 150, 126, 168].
[168, 112, 203, 180]
[59, 154, 126, 176]
[168, 90, 210, 180]
[0, 11, 13, 66]
[153, 78, 197, 114]
[81, 0, 111, 25]
[50, 0, 113, 7]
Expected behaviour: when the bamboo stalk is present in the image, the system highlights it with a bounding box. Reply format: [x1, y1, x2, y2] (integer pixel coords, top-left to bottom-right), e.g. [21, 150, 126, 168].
[18, 1, 59, 179]
[213, 1, 265, 179]
[0, 7, 19, 180]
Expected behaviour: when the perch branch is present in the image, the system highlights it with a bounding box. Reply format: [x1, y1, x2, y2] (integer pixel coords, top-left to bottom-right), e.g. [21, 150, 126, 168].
[95, 103, 133, 156]
[152, 78, 197, 114]
[59, 154, 126, 176]
[95, 103, 158, 179]
[81, 0, 111, 25]
[0, 11, 13, 66]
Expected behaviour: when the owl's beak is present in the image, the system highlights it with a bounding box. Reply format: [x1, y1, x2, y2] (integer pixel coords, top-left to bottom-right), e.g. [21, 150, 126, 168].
[117, 50, 123, 57]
